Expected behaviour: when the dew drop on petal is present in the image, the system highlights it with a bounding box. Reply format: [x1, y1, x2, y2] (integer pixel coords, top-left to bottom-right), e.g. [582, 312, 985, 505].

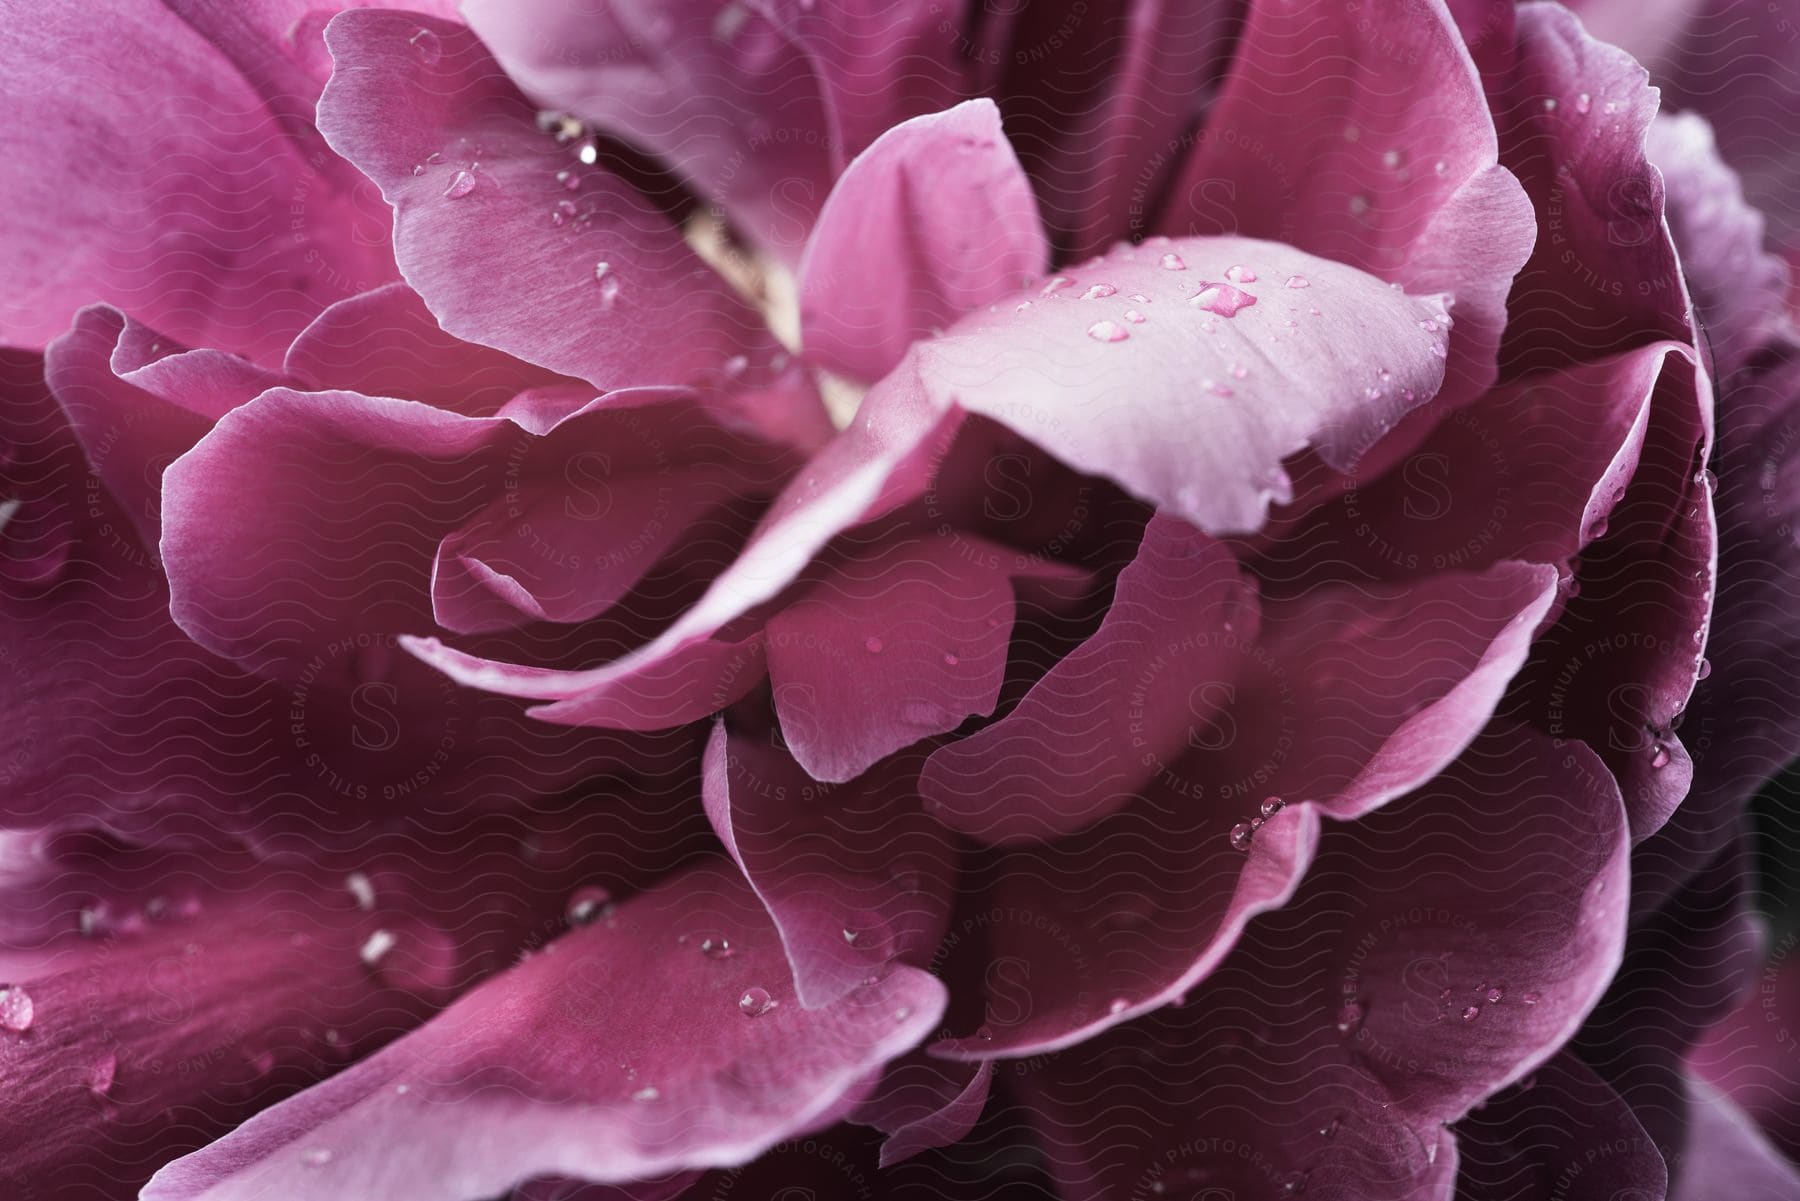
[443, 169, 476, 199]
[1521, 991, 1541, 1005]
[1460, 1005, 1481, 1023]
[1108, 997, 1129, 1015]
[1229, 821, 1255, 852]
[1232, 364, 1249, 380]
[1485, 985, 1505, 1004]
[1040, 275, 1074, 297]
[1224, 264, 1256, 283]
[566, 885, 613, 926]
[1650, 742, 1671, 769]
[0, 986, 34, 1032]
[409, 27, 441, 63]
[700, 937, 737, 960]
[359, 929, 397, 967]
[411, 164, 427, 177]
[1087, 319, 1129, 343]
[864, 636, 884, 654]
[1188, 283, 1257, 317]
[1697, 658, 1712, 681]
[89, 1054, 117, 1098]
[1319, 1117, 1339, 1139]
[1334, 1001, 1364, 1035]
[738, 986, 777, 1017]
[1576, 92, 1592, 114]
[1260, 796, 1285, 818]
[1080, 283, 1117, 300]
[1285, 275, 1310, 289]
[556, 169, 580, 192]
[1159, 253, 1186, 271]
[301, 1148, 335, 1167]
[1123, 309, 1146, 324]
[632, 1086, 660, 1102]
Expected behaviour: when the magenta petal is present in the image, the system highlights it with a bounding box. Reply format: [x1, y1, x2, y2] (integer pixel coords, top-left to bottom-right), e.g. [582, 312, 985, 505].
[0, 4, 394, 362]
[47, 305, 285, 556]
[922, 515, 1257, 844]
[1649, 111, 1792, 380]
[767, 533, 1024, 783]
[1020, 724, 1629, 1198]
[702, 722, 955, 1009]
[1674, 1079, 1800, 1201]
[1494, 3, 1694, 376]
[1159, 0, 1534, 410]
[459, 0, 831, 264]
[918, 236, 1453, 534]
[851, 1056, 994, 1169]
[1453, 1053, 1669, 1201]
[284, 282, 576, 413]
[799, 99, 1048, 385]
[315, 10, 767, 389]
[141, 861, 946, 1201]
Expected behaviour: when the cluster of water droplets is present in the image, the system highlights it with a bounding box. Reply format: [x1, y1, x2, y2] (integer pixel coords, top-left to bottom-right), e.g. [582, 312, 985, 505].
[1228, 795, 1286, 852]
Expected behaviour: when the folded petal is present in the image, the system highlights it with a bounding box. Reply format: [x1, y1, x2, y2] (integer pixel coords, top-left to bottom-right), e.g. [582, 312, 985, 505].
[702, 721, 956, 1009]
[1492, 2, 1694, 377]
[767, 532, 1030, 783]
[142, 861, 946, 1201]
[1452, 1053, 1668, 1201]
[47, 306, 284, 558]
[1018, 724, 1630, 1198]
[284, 282, 575, 413]
[850, 1056, 993, 1169]
[316, 10, 768, 389]
[915, 235, 1452, 534]
[799, 100, 1048, 385]
[0, 1, 394, 361]
[460, 0, 833, 263]
[1673, 1079, 1800, 1201]
[1158, 0, 1535, 410]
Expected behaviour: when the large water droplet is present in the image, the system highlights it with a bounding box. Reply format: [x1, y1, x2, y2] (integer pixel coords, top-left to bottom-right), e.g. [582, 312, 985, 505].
[0, 986, 34, 1033]
[409, 28, 441, 64]
[738, 986, 777, 1017]
[700, 937, 736, 960]
[1229, 821, 1255, 852]
[1188, 282, 1257, 317]
[1080, 283, 1117, 300]
[1086, 319, 1129, 343]
[1697, 658, 1712, 681]
[1224, 264, 1256, 283]
[1159, 253, 1187, 271]
[443, 170, 476, 200]
[1260, 796, 1285, 818]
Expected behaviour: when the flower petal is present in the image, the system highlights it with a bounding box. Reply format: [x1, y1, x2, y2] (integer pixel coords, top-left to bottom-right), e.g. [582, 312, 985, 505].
[1673, 1079, 1800, 1201]
[315, 10, 768, 389]
[702, 721, 956, 1009]
[142, 861, 946, 1201]
[799, 99, 1048, 385]
[851, 1056, 993, 1169]
[0, 1, 395, 361]
[1018, 724, 1630, 1197]
[1158, 0, 1535, 410]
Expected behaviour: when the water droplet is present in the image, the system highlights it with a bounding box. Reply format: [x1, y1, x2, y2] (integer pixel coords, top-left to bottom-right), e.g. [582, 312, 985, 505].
[443, 169, 476, 200]
[1080, 283, 1117, 300]
[0, 986, 34, 1032]
[1015, 300, 1032, 312]
[1224, 264, 1256, 283]
[841, 927, 861, 945]
[359, 929, 396, 967]
[598, 277, 621, 309]
[1485, 985, 1504, 1004]
[409, 27, 441, 64]
[88, 1054, 117, 1098]
[1260, 796, 1285, 818]
[1285, 275, 1310, 289]
[1521, 991, 1541, 1005]
[864, 636, 884, 654]
[895, 1006, 912, 1021]
[942, 651, 960, 666]
[1575, 92, 1592, 114]
[1040, 275, 1074, 297]
[1349, 194, 1370, 216]
[1650, 742, 1671, 769]
[395, 1083, 410, 1095]
[1334, 1001, 1364, 1035]
[411, 164, 427, 177]
[1123, 309, 1147, 324]
[1087, 319, 1129, 343]
[1283, 1171, 1309, 1195]
[556, 169, 580, 192]
[700, 937, 736, 960]
[1188, 282, 1257, 317]
[1460, 1005, 1480, 1023]
[632, 1086, 660, 1102]
[1108, 998, 1130, 1015]
[1229, 821, 1255, 851]
[1232, 364, 1250, 380]
[1382, 149, 1405, 169]
[566, 885, 613, 926]
[1319, 1116, 1339, 1139]
[577, 141, 599, 166]
[738, 986, 777, 1017]
[1159, 253, 1187, 271]
[1542, 97, 1559, 112]
[1695, 467, 1717, 494]
[1697, 658, 1712, 681]
[301, 1148, 334, 1167]
[346, 872, 375, 911]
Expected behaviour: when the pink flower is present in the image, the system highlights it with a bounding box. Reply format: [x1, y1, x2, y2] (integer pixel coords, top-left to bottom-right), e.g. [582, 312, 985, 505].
[0, 2, 1795, 1200]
